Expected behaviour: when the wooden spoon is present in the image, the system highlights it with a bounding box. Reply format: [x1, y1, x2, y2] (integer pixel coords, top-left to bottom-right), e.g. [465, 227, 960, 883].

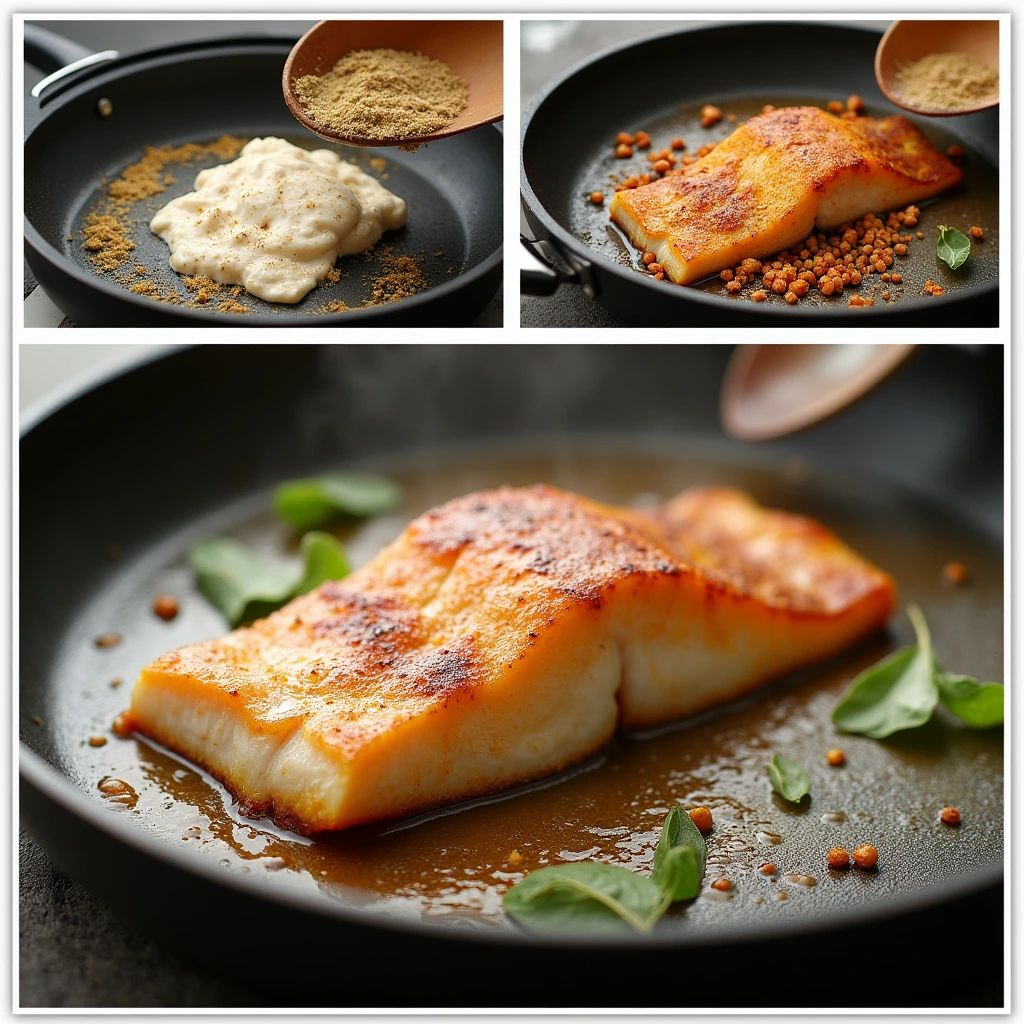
[721, 344, 916, 441]
[875, 20, 999, 116]
[282, 20, 503, 147]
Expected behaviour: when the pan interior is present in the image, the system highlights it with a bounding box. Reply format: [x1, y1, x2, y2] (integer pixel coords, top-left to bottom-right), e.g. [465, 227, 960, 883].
[22, 442, 1003, 939]
[524, 23, 999, 311]
[25, 49, 501, 320]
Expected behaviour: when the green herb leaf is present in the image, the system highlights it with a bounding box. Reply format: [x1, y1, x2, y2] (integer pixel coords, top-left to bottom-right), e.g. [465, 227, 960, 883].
[503, 862, 668, 934]
[651, 806, 706, 900]
[767, 753, 811, 803]
[936, 225, 971, 270]
[190, 531, 350, 627]
[936, 671, 1004, 729]
[273, 472, 402, 531]
[291, 531, 350, 598]
[831, 604, 939, 738]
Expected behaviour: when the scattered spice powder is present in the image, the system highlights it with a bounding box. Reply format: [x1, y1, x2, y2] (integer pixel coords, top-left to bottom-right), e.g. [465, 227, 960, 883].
[294, 49, 468, 146]
[81, 135, 246, 276]
[895, 52, 998, 112]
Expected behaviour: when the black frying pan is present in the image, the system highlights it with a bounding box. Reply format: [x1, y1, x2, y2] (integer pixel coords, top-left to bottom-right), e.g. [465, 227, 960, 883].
[521, 23, 999, 326]
[24, 26, 502, 326]
[20, 345, 1003, 1007]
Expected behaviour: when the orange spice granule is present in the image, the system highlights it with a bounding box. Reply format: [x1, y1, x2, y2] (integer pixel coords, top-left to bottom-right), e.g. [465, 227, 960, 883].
[688, 807, 714, 833]
[715, 205, 922, 305]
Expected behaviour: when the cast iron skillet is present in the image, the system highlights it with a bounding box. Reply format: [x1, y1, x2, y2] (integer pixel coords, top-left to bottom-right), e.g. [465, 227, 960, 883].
[20, 346, 1003, 1008]
[521, 23, 999, 326]
[24, 26, 502, 327]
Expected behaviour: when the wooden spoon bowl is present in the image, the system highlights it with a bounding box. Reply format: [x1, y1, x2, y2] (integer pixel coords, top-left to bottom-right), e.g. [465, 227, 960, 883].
[875, 20, 999, 117]
[721, 344, 916, 441]
[283, 20, 503, 147]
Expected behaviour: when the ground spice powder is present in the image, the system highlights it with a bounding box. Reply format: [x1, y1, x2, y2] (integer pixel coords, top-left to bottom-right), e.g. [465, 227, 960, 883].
[295, 48, 468, 142]
[82, 135, 246, 275]
[895, 52, 998, 111]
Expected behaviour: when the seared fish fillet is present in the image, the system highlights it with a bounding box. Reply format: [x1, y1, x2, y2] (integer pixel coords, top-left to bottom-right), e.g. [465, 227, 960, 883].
[130, 485, 894, 832]
[609, 106, 963, 284]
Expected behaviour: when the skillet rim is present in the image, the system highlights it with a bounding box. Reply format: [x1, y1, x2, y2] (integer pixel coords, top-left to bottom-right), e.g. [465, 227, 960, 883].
[17, 345, 1004, 951]
[519, 20, 999, 320]
[23, 36, 503, 327]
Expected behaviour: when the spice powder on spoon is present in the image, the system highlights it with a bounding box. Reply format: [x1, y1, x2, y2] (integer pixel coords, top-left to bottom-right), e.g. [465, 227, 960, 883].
[294, 48, 468, 148]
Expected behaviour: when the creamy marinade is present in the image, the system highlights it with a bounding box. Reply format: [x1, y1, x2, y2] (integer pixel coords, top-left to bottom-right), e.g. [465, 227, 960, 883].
[149, 138, 408, 304]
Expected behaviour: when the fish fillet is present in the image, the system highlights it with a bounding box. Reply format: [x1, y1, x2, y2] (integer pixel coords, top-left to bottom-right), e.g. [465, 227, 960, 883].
[129, 485, 895, 832]
[609, 106, 963, 284]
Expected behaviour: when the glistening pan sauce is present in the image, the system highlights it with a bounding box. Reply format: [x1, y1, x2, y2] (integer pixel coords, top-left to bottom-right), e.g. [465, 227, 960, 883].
[45, 449, 1003, 933]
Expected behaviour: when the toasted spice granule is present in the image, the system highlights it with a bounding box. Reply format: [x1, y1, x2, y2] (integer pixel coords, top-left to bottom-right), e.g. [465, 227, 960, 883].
[129, 280, 157, 294]
[295, 49, 468, 143]
[895, 52, 998, 112]
[688, 806, 714, 833]
[218, 299, 249, 314]
[940, 806, 961, 826]
[943, 560, 969, 585]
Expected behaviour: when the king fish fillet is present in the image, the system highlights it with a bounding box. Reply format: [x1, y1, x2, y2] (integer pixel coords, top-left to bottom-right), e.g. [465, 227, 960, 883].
[128, 485, 895, 832]
[609, 106, 963, 284]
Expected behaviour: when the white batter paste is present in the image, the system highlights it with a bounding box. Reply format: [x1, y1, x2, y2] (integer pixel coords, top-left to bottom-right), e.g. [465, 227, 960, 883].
[149, 137, 408, 304]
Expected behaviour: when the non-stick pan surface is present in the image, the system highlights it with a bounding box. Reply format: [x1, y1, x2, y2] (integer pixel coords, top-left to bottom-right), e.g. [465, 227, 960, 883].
[521, 23, 999, 326]
[20, 346, 1003, 1007]
[25, 38, 502, 326]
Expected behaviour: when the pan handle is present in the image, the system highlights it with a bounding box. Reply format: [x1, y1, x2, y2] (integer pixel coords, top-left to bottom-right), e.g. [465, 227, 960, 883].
[520, 235, 598, 299]
[25, 24, 118, 97]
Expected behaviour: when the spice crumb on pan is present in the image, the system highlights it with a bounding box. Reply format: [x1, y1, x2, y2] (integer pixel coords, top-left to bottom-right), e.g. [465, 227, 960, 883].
[94, 633, 122, 649]
[826, 748, 846, 767]
[940, 806, 961, 826]
[943, 560, 969, 585]
[88, 735, 108, 748]
[688, 806, 714, 832]
[852, 844, 879, 869]
[294, 48, 468, 147]
[827, 846, 850, 868]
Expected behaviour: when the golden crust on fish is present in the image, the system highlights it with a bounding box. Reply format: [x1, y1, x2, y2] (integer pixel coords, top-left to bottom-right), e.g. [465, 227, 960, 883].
[609, 106, 963, 284]
[130, 485, 895, 832]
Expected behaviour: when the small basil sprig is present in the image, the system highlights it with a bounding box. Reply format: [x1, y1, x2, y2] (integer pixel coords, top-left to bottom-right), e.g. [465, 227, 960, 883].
[190, 531, 349, 627]
[651, 805, 707, 900]
[273, 472, 401, 531]
[832, 604, 1002, 737]
[936, 226, 971, 270]
[767, 753, 811, 803]
[504, 806, 706, 933]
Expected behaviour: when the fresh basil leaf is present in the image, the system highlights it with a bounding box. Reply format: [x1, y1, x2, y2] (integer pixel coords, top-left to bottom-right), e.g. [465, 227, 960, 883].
[291, 531, 350, 598]
[936, 225, 971, 270]
[190, 538, 295, 628]
[936, 671, 1004, 729]
[273, 472, 402, 531]
[832, 604, 938, 738]
[651, 806, 706, 900]
[190, 531, 349, 627]
[503, 862, 667, 934]
[767, 753, 811, 803]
